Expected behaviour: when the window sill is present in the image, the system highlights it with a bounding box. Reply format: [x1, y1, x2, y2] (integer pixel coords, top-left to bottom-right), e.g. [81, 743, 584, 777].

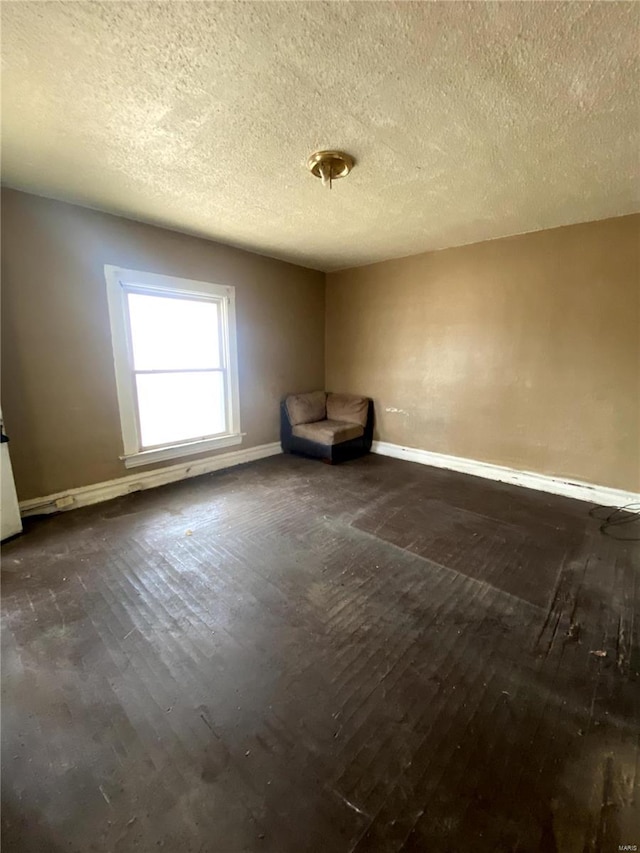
[121, 433, 243, 469]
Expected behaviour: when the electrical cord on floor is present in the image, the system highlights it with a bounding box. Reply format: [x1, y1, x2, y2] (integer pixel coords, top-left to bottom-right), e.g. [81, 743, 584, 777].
[589, 502, 640, 541]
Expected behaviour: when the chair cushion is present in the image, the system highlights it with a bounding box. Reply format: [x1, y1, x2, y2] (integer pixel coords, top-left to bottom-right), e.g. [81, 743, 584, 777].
[292, 419, 364, 446]
[285, 391, 327, 426]
[326, 393, 369, 428]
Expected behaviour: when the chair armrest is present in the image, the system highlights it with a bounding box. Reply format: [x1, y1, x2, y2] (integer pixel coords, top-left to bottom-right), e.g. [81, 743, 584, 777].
[280, 399, 294, 446]
[363, 399, 374, 449]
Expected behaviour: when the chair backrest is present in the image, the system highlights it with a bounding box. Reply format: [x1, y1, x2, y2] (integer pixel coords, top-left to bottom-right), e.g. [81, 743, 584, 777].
[326, 393, 369, 427]
[285, 391, 327, 425]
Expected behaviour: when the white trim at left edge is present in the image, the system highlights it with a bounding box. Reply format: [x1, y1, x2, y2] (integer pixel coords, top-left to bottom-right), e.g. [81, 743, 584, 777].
[19, 442, 282, 517]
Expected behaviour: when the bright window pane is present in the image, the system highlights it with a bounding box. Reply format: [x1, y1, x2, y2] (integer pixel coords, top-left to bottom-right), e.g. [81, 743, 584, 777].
[128, 293, 220, 370]
[136, 371, 226, 447]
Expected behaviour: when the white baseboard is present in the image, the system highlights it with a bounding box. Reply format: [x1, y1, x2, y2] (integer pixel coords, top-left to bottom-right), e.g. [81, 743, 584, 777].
[18, 438, 639, 518]
[371, 441, 640, 509]
[19, 442, 282, 518]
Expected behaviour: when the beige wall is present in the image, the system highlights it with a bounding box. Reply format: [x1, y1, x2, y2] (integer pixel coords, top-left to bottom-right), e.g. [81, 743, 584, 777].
[3, 190, 638, 502]
[1, 189, 325, 501]
[326, 215, 640, 492]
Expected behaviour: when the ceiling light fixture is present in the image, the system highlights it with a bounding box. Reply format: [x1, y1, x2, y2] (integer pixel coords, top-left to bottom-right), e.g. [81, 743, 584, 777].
[307, 150, 355, 189]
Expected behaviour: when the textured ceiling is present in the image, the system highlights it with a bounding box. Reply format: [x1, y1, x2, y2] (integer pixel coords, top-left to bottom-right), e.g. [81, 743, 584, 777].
[2, 1, 639, 271]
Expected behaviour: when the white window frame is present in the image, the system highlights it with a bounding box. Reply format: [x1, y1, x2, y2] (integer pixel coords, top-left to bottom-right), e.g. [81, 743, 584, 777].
[104, 265, 241, 468]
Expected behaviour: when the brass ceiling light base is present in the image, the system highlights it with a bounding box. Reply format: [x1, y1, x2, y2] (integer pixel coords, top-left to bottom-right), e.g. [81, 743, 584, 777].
[307, 150, 354, 189]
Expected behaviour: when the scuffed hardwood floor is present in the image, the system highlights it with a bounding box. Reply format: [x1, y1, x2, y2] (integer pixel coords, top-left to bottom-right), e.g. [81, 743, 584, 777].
[2, 453, 639, 852]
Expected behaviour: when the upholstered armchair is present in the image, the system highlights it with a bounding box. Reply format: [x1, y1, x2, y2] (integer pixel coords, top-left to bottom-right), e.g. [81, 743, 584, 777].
[280, 391, 373, 463]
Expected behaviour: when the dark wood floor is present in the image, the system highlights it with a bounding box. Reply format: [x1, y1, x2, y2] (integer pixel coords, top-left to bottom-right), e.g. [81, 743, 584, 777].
[2, 454, 639, 852]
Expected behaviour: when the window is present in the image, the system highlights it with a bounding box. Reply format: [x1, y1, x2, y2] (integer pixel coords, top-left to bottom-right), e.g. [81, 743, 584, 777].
[105, 266, 241, 468]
